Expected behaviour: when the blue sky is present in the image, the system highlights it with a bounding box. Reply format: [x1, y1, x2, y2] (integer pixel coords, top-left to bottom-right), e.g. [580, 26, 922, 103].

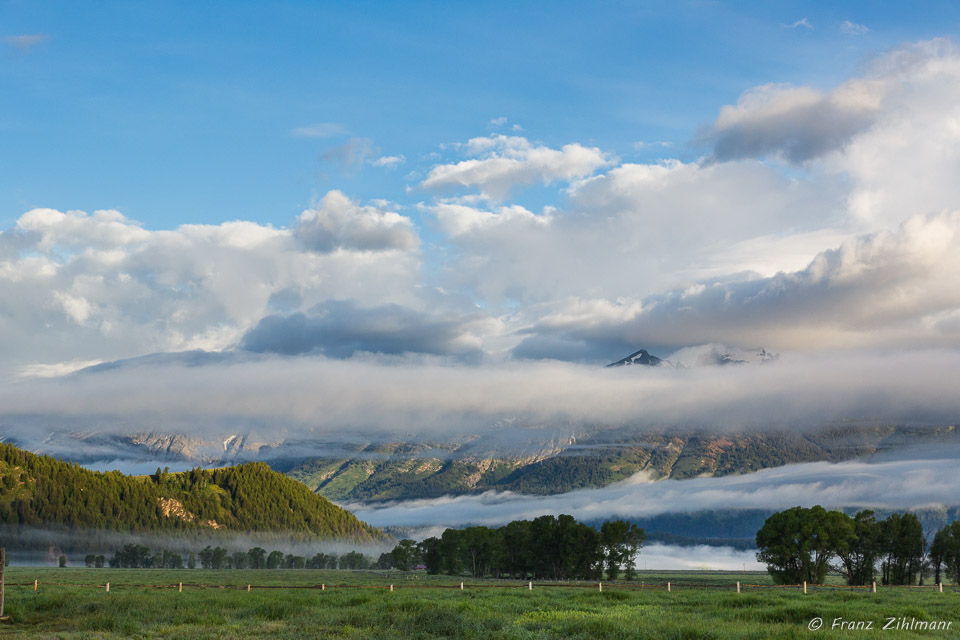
[4, 1, 959, 231]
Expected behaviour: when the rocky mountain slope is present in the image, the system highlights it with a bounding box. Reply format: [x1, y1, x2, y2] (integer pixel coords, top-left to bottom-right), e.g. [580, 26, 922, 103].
[279, 423, 960, 501]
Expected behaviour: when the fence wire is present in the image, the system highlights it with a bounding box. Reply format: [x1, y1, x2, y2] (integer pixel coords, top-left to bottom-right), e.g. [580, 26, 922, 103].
[4, 580, 956, 593]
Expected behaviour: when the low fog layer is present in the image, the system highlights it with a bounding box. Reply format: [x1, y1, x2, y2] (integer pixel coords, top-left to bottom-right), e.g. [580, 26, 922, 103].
[347, 455, 960, 529]
[636, 544, 764, 572]
[0, 526, 394, 566]
[0, 350, 958, 445]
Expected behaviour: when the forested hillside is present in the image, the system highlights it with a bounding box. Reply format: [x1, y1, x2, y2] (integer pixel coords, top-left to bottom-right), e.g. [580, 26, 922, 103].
[0, 442, 382, 541]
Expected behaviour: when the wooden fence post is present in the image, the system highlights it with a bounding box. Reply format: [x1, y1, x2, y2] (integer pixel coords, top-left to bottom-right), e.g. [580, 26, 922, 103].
[939, 583, 943, 593]
[528, 581, 532, 590]
[105, 583, 109, 593]
[872, 581, 876, 593]
[460, 582, 463, 591]
[803, 582, 807, 595]
[246, 584, 251, 592]
[34, 579, 37, 591]
[1, 547, 6, 619]
[598, 582, 602, 592]
[321, 584, 325, 591]
[389, 584, 393, 592]
[736, 581, 740, 594]
[667, 582, 671, 593]
[178, 582, 182, 593]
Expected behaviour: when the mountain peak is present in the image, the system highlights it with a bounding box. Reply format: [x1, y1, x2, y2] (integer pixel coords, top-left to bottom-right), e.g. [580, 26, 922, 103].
[605, 349, 664, 368]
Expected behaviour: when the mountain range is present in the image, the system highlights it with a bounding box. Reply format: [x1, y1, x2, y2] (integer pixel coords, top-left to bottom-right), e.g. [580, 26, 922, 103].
[4, 346, 954, 505]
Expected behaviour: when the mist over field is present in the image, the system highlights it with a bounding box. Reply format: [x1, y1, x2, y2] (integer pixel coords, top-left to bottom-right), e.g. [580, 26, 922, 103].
[0, 526, 394, 566]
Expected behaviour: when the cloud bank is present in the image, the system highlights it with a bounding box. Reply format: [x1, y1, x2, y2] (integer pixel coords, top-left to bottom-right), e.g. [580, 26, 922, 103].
[1, 350, 958, 442]
[348, 455, 960, 529]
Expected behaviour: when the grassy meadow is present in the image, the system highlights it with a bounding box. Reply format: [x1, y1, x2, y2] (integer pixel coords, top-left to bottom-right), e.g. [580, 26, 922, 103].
[0, 567, 957, 639]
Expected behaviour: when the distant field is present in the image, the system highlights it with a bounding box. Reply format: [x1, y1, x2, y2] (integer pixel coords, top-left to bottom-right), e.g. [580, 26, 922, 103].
[1, 568, 958, 639]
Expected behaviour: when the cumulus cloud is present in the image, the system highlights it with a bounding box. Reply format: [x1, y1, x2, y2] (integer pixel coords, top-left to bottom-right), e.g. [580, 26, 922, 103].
[425, 39, 960, 331]
[701, 82, 882, 163]
[294, 190, 418, 252]
[514, 210, 960, 355]
[0, 199, 423, 381]
[349, 455, 960, 529]
[429, 157, 843, 305]
[699, 35, 960, 242]
[420, 135, 612, 200]
[240, 300, 487, 359]
[830, 39, 960, 227]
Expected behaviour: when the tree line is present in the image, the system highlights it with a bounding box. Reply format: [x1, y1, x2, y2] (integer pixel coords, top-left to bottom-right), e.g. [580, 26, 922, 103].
[756, 506, 960, 585]
[82, 543, 378, 570]
[66, 514, 645, 580]
[381, 515, 645, 580]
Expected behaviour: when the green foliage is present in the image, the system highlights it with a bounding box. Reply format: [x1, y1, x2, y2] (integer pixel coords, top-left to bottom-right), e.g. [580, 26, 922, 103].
[879, 513, 926, 585]
[389, 539, 420, 571]
[757, 507, 941, 586]
[0, 442, 382, 542]
[409, 515, 643, 580]
[932, 521, 960, 585]
[835, 510, 881, 586]
[756, 506, 853, 584]
[601, 520, 646, 580]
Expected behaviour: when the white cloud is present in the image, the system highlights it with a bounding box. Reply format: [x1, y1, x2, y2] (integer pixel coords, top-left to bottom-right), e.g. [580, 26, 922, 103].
[17, 359, 105, 379]
[0, 198, 424, 380]
[295, 190, 419, 252]
[633, 140, 672, 150]
[782, 18, 813, 30]
[840, 20, 870, 36]
[514, 210, 960, 355]
[702, 81, 883, 163]
[429, 157, 842, 305]
[371, 154, 406, 168]
[420, 135, 612, 200]
[423, 39, 960, 336]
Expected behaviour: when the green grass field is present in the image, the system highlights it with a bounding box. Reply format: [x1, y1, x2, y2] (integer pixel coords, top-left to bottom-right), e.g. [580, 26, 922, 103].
[1, 568, 957, 639]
